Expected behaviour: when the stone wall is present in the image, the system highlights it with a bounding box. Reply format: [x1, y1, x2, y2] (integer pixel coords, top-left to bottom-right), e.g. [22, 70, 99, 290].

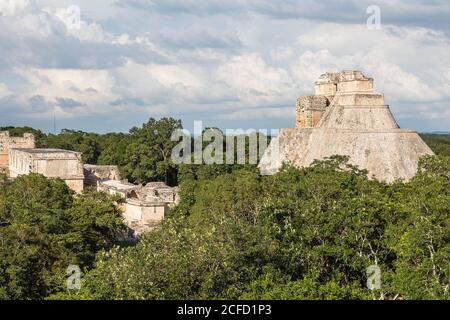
[9, 148, 84, 193]
[0, 131, 35, 171]
[8, 149, 33, 176]
[65, 179, 85, 194]
[84, 164, 122, 187]
[295, 71, 378, 129]
[123, 200, 168, 224]
[259, 70, 435, 182]
[296, 96, 328, 128]
[140, 182, 178, 204]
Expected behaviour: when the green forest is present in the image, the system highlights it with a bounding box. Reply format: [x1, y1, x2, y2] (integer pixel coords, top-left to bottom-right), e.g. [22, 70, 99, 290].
[0, 120, 449, 300]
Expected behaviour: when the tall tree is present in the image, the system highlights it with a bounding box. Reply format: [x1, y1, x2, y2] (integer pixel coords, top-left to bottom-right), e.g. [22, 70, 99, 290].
[122, 118, 182, 185]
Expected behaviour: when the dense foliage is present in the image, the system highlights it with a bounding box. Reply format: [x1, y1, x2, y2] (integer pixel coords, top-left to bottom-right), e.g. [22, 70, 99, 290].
[1, 123, 449, 300]
[60, 155, 449, 300]
[0, 174, 126, 299]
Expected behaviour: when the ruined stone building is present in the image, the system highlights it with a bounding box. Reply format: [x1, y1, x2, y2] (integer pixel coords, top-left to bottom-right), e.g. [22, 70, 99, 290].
[259, 70, 434, 182]
[9, 148, 85, 193]
[1, 132, 177, 237]
[0, 131, 35, 173]
[2, 131, 85, 193]
[84, 165, 178, 237]
[141, 182, 179, 204]
[84, 164, 122, 186]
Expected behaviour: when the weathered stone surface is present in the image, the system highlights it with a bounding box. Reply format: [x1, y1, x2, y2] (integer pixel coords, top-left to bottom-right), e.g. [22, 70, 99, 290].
[2, 130, 177, 238]
[259, 70, 434, 182]
[0, 131, 35, 171]
[83, 164, 122, 187]
[140, 182, 179, 203]
[8, 148, 84, 193]
[97, 179, 178, 238]
[296, 96, 328, 128]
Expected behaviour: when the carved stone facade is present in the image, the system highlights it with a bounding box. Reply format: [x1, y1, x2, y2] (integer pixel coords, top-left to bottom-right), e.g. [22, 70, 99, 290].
[0, 131, 35, 172]
[296, 96, 328, 128]
[259, 70, 435, 182]
[296, 71, 375, 129]
[9, 148, 85, 193]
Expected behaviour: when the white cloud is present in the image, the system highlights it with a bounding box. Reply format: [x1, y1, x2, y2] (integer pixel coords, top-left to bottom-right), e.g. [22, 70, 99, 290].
[113, 59, 238, 113]
[292, 23, 450, 103]
[51, 6, 108, 42]
[219, 107, 294, 120]
[0, 0, 31, 16]
[0, 83, 12, 98]
[271, 46, 294, 61]
[14, 67, 119, 118]
[0, 0, 449, 132]
[147, 64, 204, 88]
[217, 53, 298, 106]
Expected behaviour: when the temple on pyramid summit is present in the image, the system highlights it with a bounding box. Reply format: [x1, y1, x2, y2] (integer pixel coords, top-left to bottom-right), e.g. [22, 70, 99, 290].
[258, 70, 434, 182]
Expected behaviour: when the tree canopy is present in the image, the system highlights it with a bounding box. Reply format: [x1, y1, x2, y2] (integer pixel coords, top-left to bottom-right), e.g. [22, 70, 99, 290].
[0, 174, 127, 299]
[59, 155, 450, 300]
[1, 122, 449, 300]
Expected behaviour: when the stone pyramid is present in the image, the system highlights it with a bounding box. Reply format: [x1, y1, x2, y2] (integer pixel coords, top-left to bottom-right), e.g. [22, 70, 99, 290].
[258, 70, 434, 182]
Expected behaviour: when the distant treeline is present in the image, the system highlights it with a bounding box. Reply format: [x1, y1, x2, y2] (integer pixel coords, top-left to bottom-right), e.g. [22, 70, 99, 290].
[3, 125, 449, 161]
[1, 119, 265, 186]
[420, 133, 450, 156]
[2, 119, 182, 185]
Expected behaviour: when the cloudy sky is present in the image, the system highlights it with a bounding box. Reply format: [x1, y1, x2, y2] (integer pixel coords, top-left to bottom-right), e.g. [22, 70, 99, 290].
[0, 0, 449, 133]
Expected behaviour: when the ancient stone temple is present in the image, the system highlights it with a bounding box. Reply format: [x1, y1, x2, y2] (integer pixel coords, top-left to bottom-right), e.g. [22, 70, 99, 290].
[259, 70, 434, 182]
[0, 131, 35, 172]
[9, 148, 85, 193]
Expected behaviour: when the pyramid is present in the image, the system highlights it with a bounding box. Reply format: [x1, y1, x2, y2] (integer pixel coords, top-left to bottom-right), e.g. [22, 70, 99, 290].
[258, 71, 434, 182]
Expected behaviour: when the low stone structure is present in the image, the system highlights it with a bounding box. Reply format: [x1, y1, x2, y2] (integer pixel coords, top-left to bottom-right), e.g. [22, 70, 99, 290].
[140, 182, 179, 204]
[2, 130, 178, 238]
[8, 148, 85, 193]
[84, 165, 177, 235]
[97, 179, 178, 238]
[123, 198, 168, 237]
[83, 164, 122, 187]
[259, 70, 434, 182]
[0, 131, 35, 172]
[97, 179, 140, 198]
